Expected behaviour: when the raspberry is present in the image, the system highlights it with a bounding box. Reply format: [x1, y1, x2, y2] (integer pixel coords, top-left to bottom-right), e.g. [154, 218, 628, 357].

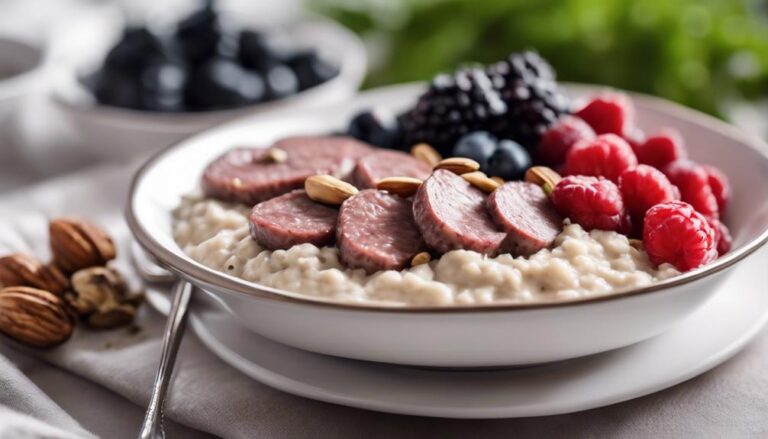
[618, 165, 678, 221]
[564, 133, 638, 182]
[702, 165, 731, 212]
[537, 116, 596, 167]
[551, 175, 627, 232]
[634, 129, 687, 169]
[574, 92, 634, 136]
[643, 201, 717, 271]
[707, 217, 732, 256]
[663, 159, 719, 218]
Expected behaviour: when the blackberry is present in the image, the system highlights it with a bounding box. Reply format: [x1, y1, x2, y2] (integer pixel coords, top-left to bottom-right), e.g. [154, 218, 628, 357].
[399, 67, 507, 155]
[488, 51, 571, 148]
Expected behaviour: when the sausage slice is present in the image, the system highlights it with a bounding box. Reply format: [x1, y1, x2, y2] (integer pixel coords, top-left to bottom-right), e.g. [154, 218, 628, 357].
[352, 150, 432, 188]
[488, 181, 563, 256]
[413, 169, 507, 255]
[337, 190, 427, 273]
[250, 190, 338, 250]
[203, 136, 371, 204]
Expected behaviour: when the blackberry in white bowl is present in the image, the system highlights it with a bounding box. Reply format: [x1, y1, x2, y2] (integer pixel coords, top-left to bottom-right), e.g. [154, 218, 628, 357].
[48, 1, 366, 161]
[87, 1, 338, 113]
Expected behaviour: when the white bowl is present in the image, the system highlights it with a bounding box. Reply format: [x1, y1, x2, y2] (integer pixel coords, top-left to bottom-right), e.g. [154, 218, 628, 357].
[46, 4, 366, 162]
[0, 36, 42, 146]
[127, 83, 768, 367]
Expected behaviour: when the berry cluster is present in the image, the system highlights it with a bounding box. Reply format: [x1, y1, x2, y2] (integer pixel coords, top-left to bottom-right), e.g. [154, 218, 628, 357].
[547, 92, 731, 272]
[341, 52, 732, 273]
[89, 1, 337, 112]
[347, 51, 568, 179]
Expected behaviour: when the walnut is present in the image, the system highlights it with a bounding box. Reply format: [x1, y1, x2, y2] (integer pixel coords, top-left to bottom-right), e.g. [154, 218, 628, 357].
[0, 253, 69, 296]
[49, 218, 116, 273]
[0, 286, 75, 348]
[67, 266, 141, 330]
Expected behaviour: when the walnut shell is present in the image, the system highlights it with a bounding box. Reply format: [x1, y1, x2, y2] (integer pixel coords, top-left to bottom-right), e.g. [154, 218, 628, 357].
[50, 218, 116, 273]
[0, 253, 69, 296]
[67, 266, 128, 317]
[67, 266, 139, 329]
[0, 286, 75, 348]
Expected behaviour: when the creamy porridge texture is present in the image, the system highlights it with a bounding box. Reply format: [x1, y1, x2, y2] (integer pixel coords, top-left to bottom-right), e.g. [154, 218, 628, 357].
[173, 197, 680, 306]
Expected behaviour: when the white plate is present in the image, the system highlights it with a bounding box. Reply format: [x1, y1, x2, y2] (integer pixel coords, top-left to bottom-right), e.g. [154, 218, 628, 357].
[147, 246, 768, 418]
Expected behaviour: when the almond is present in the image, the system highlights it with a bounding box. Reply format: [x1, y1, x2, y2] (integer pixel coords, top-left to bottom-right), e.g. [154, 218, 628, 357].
[461, 171, 501, 193]
[434, 157, 480, 175]
[411, 251, 432, 267]
[411, 143, 442, 167]
[305, 175, 359, 205]
[524, 166, 563, 196]
[490, 176, 505, 185]
[0, 254, 69, 296]
[50, 218, 116, 273]
[264, 147, 288, 163]
[376, 177, 423, 197]
[0, 286, 74, 348]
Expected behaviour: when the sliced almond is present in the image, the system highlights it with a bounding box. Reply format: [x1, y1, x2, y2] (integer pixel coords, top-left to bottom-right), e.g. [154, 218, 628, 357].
[524, 166, 563, 196]
[434, 157, 480, 175]
[305, 175, 359, 205]
[629, 239, 644, 251]
[376, 177, 423, 197]
[264, 147, 288, 163]
[411, 143, 442, 167]
[490, 176, 505, 185]
[411, 251, 432, 267]
[461, 171, 501, 193]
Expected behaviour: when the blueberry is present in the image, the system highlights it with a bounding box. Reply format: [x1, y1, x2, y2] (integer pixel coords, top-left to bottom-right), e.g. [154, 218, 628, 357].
[238, 30, 277, 72]
[216, 30, 240, 59]
[139, 58, 188, 111]
[486, 139, 532, 180]
[264, 64, 299, 100]
[141, 58, 187, 94]
[185, 58, 265, 110]
[346, 109, 403, 149]
[453, 131, 498, 169]
[286, 51, 338, 90]
[103, 27, 163, 75]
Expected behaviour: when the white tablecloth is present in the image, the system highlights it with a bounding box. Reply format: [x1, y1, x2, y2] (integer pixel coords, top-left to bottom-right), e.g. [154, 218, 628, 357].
[0, 160, 767, 439]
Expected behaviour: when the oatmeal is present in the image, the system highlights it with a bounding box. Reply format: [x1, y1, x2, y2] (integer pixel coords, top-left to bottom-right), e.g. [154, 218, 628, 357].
[173, 197, 679, 306]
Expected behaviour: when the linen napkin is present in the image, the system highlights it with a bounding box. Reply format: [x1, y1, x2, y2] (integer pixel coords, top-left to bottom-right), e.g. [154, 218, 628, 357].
[1, 161, 768, 439]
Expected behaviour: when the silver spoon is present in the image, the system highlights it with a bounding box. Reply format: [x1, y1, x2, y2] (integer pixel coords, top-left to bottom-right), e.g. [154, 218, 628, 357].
[132, 242, 192, 439]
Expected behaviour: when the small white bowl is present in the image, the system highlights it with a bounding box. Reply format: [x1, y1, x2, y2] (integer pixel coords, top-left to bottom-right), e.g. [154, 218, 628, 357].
[127, 83, 768, 367]
[0, 36, 42, 146]
[46, 4, 366, 162]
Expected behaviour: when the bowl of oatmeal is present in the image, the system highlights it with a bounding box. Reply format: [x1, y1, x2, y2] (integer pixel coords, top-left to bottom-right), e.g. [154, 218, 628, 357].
[127, 78, 768, 367]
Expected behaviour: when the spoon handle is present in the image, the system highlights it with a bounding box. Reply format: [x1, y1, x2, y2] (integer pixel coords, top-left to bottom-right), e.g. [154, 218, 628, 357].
[138, 280, 193, 439]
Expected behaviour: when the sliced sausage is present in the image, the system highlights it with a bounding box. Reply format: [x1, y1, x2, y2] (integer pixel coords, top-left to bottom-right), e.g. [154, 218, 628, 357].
[250, 190, 338, 250]
[352, 150, 432, 188]
[337, 189, 427, 273]
[488, 181, 563, 256]
[203, 136, 371, 204]
[413, 169, 507, 255]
